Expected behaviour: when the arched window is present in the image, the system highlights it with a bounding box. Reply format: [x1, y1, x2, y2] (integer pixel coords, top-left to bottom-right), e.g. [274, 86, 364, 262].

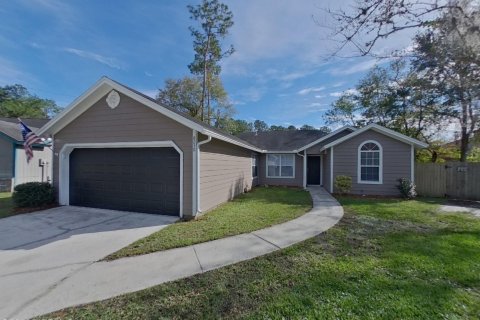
[358, 140, 382, 184]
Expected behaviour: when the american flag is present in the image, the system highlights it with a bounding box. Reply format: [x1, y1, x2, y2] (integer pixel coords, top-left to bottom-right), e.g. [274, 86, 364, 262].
[19, 119, 42, 163]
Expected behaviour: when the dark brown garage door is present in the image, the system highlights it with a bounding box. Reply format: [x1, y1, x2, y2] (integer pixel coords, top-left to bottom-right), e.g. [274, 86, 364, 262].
[69, 147, 180, 215]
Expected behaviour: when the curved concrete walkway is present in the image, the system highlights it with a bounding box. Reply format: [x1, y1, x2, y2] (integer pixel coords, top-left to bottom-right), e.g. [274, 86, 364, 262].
[12, 187, 343, 319]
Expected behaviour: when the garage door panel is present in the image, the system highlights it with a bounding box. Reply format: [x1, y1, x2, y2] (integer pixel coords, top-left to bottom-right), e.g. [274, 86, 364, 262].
[69, 147, 180, 216]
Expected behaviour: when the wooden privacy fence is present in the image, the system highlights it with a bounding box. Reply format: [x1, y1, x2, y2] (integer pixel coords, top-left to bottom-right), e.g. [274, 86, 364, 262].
[415, 162, 480, 200]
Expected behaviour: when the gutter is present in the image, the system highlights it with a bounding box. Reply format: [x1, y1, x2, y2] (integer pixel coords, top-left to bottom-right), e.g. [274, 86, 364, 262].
[196, 135, 212, 216]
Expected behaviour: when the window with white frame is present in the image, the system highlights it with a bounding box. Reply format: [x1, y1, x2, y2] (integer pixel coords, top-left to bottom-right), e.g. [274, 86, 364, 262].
[358, 141, 382, 183]
[267, 154, 295, 178]
[252, 155, 258, 178]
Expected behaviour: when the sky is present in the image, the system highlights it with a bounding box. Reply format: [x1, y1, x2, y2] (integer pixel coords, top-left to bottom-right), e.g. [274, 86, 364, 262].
[0, 0, 416, 129]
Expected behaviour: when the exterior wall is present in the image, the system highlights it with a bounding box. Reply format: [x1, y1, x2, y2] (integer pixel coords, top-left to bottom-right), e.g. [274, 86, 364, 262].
[53, 92, 194, 216]
[258, 153, 303, 187]
[14, 146, 53, 186]
[332, 130, 411, 195]
[306, 130, 352, 154]
[199, 136, 258, 212]
[0, 138, 13, 192]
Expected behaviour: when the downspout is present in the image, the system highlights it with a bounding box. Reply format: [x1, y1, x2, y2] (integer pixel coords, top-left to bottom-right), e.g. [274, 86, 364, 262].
[196, 135, 212, 215]
[11, 142, 16, 192]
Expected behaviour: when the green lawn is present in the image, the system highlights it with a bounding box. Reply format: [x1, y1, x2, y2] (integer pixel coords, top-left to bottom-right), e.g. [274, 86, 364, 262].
[0, 192, 14, 219]
[40, 196, 480, 320]
[105, 186, 312, 260]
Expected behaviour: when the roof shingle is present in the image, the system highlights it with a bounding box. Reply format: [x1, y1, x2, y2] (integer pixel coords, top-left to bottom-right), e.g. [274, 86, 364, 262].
[0, 118, 49, 142]
[238, 130, 329, 151]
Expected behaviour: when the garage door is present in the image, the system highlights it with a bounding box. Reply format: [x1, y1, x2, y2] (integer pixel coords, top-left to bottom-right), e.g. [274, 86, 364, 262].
[69, 147, 180, 215]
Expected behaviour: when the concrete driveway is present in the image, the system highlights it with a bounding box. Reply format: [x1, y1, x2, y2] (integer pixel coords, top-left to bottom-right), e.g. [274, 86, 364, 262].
[0, 206, 177, 319]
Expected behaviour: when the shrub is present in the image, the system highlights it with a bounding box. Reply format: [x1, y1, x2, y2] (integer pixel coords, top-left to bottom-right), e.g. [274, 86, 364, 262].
[334, 175, 352, 194]
[397, 178, 417, 199]
[13, 182, 56, 208]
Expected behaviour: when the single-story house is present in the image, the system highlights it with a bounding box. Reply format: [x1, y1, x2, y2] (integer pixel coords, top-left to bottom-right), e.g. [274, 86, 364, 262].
[37, 77, 428, 218]
[0, 118, 53, 192]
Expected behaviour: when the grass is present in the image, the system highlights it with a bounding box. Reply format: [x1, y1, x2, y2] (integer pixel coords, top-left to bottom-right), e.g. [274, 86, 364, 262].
[0, 192, 14, 219]
[105, 186, 312, 260]
[39, 196, 480, 320]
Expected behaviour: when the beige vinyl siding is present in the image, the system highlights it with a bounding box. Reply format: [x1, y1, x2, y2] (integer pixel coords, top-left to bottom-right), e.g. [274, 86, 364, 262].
[0, 138, 13, 179]
[258, 153, 303, 187]
[53, 92, 194, 216]
[333, 130, 411, 195]
[199, 136, 258, 212]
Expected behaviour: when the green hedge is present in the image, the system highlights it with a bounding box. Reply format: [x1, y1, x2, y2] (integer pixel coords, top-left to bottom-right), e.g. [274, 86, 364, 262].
[13, 182, 56, 208]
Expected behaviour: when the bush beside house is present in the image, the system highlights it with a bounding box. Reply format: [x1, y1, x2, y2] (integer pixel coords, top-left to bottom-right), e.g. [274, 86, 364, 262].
[13, 182, 56, 208]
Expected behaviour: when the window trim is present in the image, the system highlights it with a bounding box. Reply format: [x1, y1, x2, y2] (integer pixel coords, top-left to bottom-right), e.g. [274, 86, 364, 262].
[266, 153, 295, 179]
[357, 140, 383, 184]
[252, 154, 258, 178]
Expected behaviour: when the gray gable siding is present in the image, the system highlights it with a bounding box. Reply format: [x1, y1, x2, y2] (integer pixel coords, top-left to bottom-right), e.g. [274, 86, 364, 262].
[332, 130, 411, 195]
[53, 92, 194, 216]
[199, 135, 259, 212]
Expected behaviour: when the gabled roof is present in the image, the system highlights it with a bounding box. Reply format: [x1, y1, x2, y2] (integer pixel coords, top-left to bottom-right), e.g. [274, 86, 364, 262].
[321, 123, 428, 149]
[37, 77, 263, 153]
[238, 126, 356, 152]
[239, 130, 329, 151]
[0, 117, 50, 129]
[0, 118, 49, 142]
[37, 77, 428, 154]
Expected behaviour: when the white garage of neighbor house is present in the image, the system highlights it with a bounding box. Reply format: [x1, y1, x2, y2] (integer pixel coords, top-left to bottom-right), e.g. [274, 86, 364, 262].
[37, 77, 427, 219]
[0, 118, 53, 192]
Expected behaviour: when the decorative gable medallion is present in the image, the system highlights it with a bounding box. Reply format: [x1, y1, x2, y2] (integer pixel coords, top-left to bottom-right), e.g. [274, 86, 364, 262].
[106, 90, 120, 109]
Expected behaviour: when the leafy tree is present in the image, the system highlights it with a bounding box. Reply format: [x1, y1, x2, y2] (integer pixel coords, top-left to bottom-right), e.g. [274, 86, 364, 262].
[253, 120, 269, 132]
[324, 60, 446, 161]
[156, 77, 203, 118]
[216, 118, 253, 135]
[412, 4, 480, 162]
[156, 76, 234, 123]
[287, 125, 297, 131]
[188, 0, 234, 124]
[0, 84, 60, 118]
[318, 126, 332, 134]
[299, 124, 316, 130]
[324, 93, 361, 127]
[270, 125, 287, 131]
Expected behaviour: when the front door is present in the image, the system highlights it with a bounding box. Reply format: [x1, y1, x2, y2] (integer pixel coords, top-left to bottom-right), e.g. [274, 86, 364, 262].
[307, 156, 321, 185]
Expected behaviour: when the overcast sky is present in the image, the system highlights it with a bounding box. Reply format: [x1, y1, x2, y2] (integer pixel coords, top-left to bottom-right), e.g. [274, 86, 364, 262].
[0, 0, 416, 128]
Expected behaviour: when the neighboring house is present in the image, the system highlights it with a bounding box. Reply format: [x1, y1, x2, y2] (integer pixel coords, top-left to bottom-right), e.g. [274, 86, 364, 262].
[37, 77, 427, 218]
[0, 118, 53, 192]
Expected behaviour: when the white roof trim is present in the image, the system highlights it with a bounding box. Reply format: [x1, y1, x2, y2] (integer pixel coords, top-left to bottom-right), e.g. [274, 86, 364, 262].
[37, 77, 263, 153]
[321, 123, 428, 150]
[297, 126, 356, 152]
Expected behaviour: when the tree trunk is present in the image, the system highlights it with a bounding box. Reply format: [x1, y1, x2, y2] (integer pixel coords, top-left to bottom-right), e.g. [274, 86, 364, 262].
[459, 101, 469, 162]
[207, 82, 211, 125]
[200, 35, 211, 122]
